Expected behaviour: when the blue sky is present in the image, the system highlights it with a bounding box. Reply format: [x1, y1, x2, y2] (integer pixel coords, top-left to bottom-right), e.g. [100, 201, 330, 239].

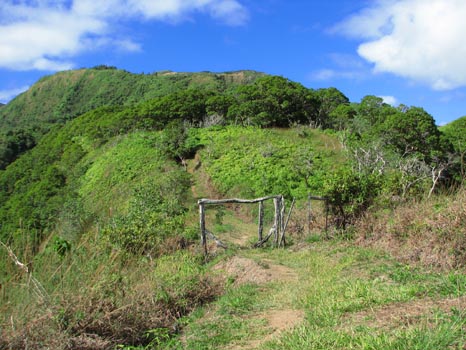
[1, 0, 466, 125]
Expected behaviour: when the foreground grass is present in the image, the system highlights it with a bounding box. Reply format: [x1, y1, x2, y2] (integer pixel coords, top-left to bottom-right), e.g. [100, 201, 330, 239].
[166, 241, 465, 350]
[2, 233, 464, 349]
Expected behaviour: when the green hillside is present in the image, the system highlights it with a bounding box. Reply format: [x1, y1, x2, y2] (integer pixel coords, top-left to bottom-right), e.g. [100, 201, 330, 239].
[0, 68, 465, 349]
[0, 67, 264, 169]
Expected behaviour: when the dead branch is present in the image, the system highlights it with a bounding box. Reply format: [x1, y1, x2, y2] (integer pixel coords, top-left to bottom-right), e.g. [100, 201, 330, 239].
[0, 240, 49, 304]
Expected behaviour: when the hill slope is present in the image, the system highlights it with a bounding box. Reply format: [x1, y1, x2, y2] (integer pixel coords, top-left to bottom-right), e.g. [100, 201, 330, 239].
[0, 67, 465, 349]
[0, 67, 263, 132]
[0, 68, 264, 169]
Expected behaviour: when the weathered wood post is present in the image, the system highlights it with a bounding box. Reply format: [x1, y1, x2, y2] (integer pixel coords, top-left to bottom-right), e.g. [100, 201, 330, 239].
[273, 197, 281, 246]
[280, 198, 295, 247]
[325, 198, 329, 237]
[258, 200, 264, 242]
[279, 196, 285, 246]
[198, 201, 207, 255]
[307, 194, 312, 235]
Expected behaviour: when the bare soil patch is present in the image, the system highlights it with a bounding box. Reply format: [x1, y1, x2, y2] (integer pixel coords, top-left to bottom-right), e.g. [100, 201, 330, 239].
[225, 309, 305, 350]
[213, 256, 298, 286]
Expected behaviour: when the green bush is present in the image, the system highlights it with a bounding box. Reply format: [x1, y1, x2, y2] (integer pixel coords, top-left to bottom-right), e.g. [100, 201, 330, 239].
[103, 170, 191, 255]
[322, 167, 380, 229]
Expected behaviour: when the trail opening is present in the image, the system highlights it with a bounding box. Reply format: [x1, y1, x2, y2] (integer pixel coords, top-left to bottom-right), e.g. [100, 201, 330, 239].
[198, 195, 295, 255]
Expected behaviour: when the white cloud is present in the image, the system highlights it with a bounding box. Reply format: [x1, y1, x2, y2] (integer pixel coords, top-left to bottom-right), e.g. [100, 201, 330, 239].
[0, 85, 29, 103]
[378, 95, 398, 106]
[310, 54, 368, 82]
[336, 0, 466, 90]
[208, 0, 249, 25]
[311, 68, 366, 82]
[0, 0, 249, 71]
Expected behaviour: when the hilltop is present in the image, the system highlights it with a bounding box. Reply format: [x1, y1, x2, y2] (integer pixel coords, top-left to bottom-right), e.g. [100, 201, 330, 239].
[0, 67, 264, 169]
[0, 67, 465, 349]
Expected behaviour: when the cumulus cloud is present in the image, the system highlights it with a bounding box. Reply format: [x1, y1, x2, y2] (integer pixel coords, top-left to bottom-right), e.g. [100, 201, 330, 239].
[378, 95, 398, 106]
[0, 0, 249, 71]
[336, 0, 466, 90]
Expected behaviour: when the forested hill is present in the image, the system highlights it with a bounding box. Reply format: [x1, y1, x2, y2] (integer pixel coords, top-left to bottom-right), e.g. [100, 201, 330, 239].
[0, 65, 464, 252]
[1, 67, 466, 349]
[0, 67, 264, 169]
[0, 67, 264, 132]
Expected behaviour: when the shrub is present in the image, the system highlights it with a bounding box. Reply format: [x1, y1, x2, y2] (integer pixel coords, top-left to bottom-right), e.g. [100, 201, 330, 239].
[103, 170, 191, 256]
[322, 168, 380, 229]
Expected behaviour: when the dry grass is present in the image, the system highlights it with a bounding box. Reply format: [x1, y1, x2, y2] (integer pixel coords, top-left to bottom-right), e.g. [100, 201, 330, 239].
[341, 295, 466, 331]
[354, 187, 466, 270]
[1, 238, 221, 350]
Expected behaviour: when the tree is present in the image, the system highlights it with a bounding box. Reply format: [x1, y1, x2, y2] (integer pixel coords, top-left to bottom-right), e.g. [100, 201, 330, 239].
[441, 116, 466, 181]
[160, 121, 200, 169]
[227, 76, 310, 127]
[313, 88, 349, 128]
[328, 103, 356, 131]
[139, 90, 214, 127]
[381, 107, 445, 163]
[0, 129, 36, 170]
[205, 94, 234, 125]
[322, 167, 379, 229]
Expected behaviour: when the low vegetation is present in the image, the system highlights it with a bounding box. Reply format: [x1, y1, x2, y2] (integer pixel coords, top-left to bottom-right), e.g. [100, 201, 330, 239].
[0, 68, 464, 349]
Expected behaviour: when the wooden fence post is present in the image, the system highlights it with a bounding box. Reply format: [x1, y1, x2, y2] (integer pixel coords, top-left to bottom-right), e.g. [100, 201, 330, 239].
[280, 198, 295, 247]
[307, 194, 312, 235]
[258, 201, 264, 241]
[199, 201, 207, 255]
[273, 197, 281, 247]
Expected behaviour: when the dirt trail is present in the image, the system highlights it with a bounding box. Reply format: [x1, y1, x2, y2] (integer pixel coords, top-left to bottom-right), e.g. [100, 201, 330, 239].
[225, 309, 305, 350]
[213, 256, 298, 286]
[186, 153, 306, 348]
[212, 256, 305, 349]
[187, 153, 220, 200]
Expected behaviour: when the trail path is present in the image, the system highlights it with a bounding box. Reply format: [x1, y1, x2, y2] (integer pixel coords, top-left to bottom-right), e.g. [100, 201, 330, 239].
[185, 153, 308, 348]
[180, 153, 466, 350]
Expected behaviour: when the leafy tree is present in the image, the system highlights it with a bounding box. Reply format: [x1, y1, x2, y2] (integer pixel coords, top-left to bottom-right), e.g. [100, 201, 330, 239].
[0, 129, 36, 169]
[227, 76, 310, 127]
[139, 89, 214, 127]
[205, 94, 235, 125]
[160, 121, 201, 167]
[441, 116, 466, 180]
[313, 87, 349, 128]
[356, 95, 395, 128]
[328, 103, 357, 131]
[381, 107, 446, 163]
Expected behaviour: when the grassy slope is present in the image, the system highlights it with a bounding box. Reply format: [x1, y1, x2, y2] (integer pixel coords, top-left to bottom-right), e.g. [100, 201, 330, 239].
[1, 125, 465, 349]
[170, 132, 466, 349]
[0, 68, 264, 136]
[193, 126, 343, 199]
[177, 244, 465, 350]
[0, 128, 208, 348]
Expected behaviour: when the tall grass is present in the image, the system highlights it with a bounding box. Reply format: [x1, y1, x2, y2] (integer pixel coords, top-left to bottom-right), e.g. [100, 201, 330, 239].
[355, 186, 466, 270]
[0, 230, 219, 349]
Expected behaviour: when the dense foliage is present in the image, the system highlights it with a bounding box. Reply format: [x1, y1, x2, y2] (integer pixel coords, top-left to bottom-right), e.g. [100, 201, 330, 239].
[0, 69, 463, 248]
[1, 67, 464, 349]
[0, 68, 264, 169]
